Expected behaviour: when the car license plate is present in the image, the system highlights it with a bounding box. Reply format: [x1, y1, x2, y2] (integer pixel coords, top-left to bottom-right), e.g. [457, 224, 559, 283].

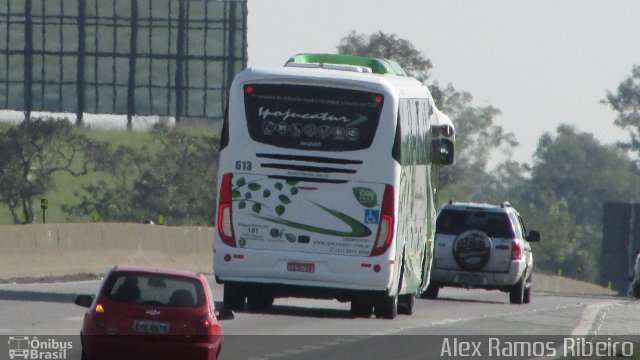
[457, 274, 484, 285]
[133, 320, 170, 334]
[287, 262, 315, 273]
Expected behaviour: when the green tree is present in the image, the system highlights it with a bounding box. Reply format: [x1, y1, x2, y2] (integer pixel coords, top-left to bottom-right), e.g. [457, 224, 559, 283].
[130, 126, 219, 225]
[0, 119, 100, 224]
[437, 84, 519, 204]
[63, 125, 219, 225]
[603, 64, 640, 163]
[510, 125, 640, 281]
[62, 144, 150, 222]
[338, 30, 432, 82]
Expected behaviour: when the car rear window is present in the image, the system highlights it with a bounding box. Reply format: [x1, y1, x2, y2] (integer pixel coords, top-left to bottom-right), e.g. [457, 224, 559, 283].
[105, 272, 205, 307]
[436, 209, 515, 238]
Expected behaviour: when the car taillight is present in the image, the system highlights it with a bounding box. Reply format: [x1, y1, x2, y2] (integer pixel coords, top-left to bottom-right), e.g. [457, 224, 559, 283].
[370, 185, 394, 257]
[217, 173, 236, 247]
[94, 303, 106, 329]
[197, 313, 222, 338]
[511, 241, 522, 261]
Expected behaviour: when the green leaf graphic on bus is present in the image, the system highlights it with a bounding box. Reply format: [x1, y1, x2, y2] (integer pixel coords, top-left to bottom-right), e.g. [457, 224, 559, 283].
[231, 177, 299, 217]
[252, 203, 262, 214]
[253, 202, 371, 237]
[279, 195, 291, 205]
[352, 187, 378, 208]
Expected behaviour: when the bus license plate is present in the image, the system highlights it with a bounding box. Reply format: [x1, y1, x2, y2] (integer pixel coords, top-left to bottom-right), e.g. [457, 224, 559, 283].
[287, 262, 315, 273]
[133, 320, 170, 334]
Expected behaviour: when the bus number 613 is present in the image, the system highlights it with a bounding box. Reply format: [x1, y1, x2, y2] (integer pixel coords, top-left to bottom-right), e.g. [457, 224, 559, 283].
[235, 161, 252, 171]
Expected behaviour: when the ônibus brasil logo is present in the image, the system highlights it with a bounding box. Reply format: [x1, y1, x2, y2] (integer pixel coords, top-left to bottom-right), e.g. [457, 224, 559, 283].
[7, 336, 72, 360]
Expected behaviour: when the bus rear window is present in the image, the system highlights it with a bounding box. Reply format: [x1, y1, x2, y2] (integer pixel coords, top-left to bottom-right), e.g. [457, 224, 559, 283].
[243, 84, 384, 151]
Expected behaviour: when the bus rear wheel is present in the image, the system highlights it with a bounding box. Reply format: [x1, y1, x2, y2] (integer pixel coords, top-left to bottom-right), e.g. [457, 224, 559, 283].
[350, 299, 373, 318]
[223, 283, 246, 311]
[374, 294, 398, 319]
[247, 290, 274, 313]
[398, 293, 415, 315]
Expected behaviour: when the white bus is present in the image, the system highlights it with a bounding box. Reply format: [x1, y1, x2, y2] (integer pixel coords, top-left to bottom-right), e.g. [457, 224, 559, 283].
[214, 54, 455, 319]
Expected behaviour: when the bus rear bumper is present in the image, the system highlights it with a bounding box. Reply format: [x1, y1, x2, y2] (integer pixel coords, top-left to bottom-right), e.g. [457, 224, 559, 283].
[214, 247, 395, 292]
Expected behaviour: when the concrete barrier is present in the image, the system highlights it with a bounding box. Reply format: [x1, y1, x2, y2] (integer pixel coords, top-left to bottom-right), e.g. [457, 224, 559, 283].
[0, 223, 214, 279]
[0, 224, 618, 296]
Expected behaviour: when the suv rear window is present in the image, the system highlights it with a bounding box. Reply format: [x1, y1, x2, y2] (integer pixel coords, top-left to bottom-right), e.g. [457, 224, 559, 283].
[105, 272, 205, 307]
[436, 209, 515, 238]
[244, 84, 384, 151]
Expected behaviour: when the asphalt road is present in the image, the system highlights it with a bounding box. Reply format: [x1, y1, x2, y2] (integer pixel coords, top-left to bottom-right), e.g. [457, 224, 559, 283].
[0, 277, 637, 360]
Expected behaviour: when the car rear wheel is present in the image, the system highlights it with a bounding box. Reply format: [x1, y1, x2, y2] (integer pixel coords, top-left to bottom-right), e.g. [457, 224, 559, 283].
[223, 283, 246, 311]
[509, 277, 525, 304]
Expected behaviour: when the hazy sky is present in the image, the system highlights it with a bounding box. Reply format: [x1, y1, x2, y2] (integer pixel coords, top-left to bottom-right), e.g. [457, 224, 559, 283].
[247, 0, 640, 165]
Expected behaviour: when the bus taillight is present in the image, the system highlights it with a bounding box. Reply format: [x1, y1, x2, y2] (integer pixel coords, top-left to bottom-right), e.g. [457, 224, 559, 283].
[371, 185, 394, 257]
[217, 173, 236, 247]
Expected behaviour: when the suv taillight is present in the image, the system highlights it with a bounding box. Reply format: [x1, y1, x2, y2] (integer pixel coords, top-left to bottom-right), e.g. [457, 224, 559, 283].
[511, 241, 522, 260]
[217, 173, 236, 247]
[370, 185, 394, 257]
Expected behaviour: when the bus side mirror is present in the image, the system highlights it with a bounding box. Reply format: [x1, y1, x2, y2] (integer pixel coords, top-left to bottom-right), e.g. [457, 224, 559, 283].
[431, 139, 454, 165]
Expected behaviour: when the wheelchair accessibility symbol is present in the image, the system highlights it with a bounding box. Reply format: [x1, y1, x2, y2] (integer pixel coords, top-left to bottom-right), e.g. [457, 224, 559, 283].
[364, 209, 380, 224]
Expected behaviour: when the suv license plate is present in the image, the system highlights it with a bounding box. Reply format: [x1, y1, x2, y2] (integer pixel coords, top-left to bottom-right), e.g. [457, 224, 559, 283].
[287, 262, 315, 273]
[457, 274, 484, 285]
[134, 320, 170, 334]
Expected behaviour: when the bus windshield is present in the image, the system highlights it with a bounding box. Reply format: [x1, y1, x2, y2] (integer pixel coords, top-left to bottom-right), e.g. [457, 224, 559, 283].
[243, 84, 384, 151]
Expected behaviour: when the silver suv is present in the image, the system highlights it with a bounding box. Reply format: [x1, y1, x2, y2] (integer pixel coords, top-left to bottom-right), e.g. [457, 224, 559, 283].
[423, 202, 540, 304]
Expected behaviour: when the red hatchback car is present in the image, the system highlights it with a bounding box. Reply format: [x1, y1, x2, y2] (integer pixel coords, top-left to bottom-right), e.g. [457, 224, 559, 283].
[75, 265, 233, 360]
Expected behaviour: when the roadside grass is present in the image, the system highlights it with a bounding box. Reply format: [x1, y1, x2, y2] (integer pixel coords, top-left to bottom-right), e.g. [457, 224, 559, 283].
[0, 122, 220, 225]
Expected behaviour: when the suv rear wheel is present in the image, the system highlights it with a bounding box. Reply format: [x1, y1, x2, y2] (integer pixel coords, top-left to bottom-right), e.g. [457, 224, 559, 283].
[421, 283, 440, 299]
[509, 277, 525, 304]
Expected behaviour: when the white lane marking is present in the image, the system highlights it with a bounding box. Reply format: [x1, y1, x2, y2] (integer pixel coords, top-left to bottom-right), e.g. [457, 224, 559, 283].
[64, 316, 84, 321]
[570, 300, 619, 336]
